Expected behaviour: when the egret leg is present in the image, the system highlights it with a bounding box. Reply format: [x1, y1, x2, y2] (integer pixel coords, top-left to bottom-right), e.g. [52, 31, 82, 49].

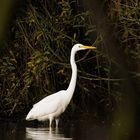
[55, 118, 59, 128]
[49, 117, 53, 128]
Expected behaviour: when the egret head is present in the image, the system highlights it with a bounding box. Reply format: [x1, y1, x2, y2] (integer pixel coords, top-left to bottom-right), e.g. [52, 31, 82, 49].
[73, 43, 96, 52]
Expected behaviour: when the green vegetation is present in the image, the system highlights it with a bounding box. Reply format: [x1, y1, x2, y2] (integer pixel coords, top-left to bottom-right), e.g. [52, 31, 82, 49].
[0, 0, 139, 126]
[0, 0, 99, 117]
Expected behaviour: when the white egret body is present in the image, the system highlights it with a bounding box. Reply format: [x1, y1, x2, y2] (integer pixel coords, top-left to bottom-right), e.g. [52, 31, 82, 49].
[26, 44, 96, 127]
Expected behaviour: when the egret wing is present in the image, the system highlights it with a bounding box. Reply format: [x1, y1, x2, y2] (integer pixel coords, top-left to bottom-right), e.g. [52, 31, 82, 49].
[27, 94, 63, 119]
[33, 90, 65, 107]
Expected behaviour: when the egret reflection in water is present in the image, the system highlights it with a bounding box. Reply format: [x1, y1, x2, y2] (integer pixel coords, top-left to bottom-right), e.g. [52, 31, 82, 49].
[26, 127, 72, 140]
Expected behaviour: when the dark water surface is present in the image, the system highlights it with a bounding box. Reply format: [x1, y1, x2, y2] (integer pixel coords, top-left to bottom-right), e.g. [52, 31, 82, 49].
[1, 118, 139, 140]
[0, 119, 112, 140]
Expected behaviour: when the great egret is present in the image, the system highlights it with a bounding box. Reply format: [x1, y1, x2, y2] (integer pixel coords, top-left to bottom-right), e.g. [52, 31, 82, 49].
[26, 44, 96, 127]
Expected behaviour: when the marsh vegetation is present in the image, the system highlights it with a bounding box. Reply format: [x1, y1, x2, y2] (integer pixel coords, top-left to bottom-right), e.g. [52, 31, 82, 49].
[0, 0, 139, 139]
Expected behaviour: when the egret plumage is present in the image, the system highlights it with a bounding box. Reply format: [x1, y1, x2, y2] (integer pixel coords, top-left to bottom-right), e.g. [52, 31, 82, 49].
[26, 44, 96, 128]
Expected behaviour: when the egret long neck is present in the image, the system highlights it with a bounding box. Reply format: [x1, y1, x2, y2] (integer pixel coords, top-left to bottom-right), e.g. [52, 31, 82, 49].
[66, 48, 77, 97]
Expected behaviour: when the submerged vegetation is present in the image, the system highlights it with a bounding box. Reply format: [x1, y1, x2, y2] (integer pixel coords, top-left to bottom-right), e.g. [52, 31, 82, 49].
[0, 0, 139, 127]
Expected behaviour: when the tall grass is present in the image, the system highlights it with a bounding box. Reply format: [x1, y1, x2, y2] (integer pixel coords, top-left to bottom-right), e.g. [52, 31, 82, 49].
[0, 0, 100, 117]
[0, 0, 139, 122]
[106, 1, 140, 139]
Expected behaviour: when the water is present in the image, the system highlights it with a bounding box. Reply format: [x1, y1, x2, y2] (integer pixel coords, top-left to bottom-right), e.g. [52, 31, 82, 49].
[0, 119, 111, 140]
[0, 121, 73, 140]
[26, 127, 72, 140]
[2, 118, 139, 140]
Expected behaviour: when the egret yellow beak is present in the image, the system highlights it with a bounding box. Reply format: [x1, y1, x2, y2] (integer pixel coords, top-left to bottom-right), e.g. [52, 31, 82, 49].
[82, 45, 96, 49]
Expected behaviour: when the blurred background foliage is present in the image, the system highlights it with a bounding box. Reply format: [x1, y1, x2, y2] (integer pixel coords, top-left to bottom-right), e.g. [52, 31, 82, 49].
[0, 0, 139, 126]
